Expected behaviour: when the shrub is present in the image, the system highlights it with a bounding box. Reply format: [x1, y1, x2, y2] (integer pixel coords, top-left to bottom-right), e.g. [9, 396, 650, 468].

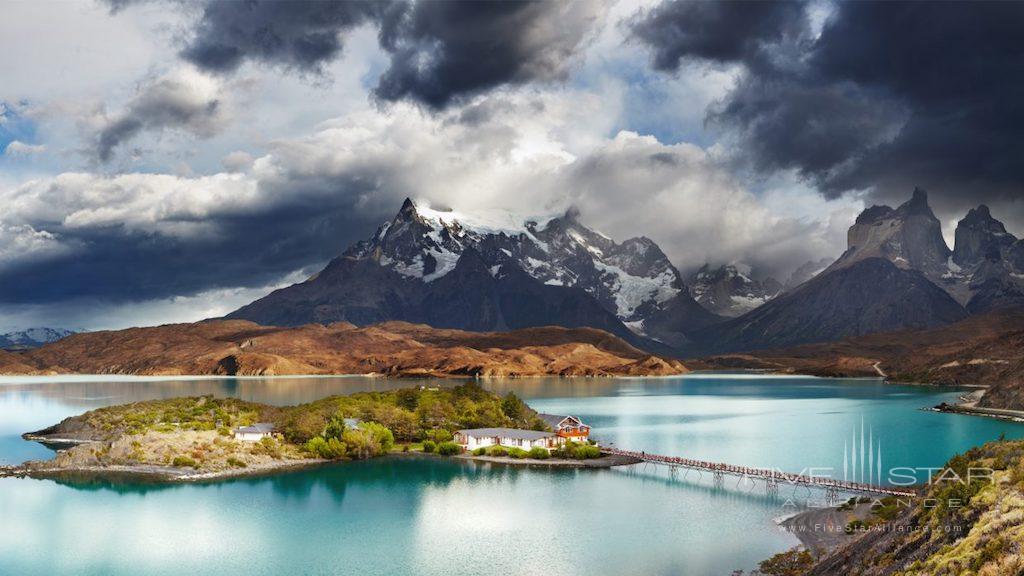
[486, 446, 508, 457]
[360, 422, 395, 453]
[172, 455, 198, 469]
[422, 440, 437, 453]
[528, 447, 550, 459]
[758, 547, 815, 576]
[253, 437, 282, 458]
[436, 441, 462, 455]
[574, 445, 601, 459]
[305, 436, 347, 459]
[227, 457, 247, 468]
[507, 447, 529, 459]
[472, 447, 486, 456]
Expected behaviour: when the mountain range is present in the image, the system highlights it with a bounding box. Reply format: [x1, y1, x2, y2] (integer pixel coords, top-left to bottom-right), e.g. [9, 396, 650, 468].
[0, 328, 75, 350]
[227, 191, 1024, 357]
[228, 199, 718, 350]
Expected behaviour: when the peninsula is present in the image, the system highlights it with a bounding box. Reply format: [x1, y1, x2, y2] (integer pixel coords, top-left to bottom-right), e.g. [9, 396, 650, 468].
[8, 382, 624, 481]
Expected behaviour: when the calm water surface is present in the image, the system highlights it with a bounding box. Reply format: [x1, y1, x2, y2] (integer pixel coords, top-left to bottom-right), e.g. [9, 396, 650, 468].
[1, 374, 1021, 576]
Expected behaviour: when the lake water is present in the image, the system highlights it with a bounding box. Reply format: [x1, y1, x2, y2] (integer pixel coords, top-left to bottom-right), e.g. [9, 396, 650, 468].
[1, 374, 1021, 576]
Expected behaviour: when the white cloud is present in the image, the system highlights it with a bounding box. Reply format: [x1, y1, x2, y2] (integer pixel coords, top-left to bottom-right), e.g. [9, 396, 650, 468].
[0, 223, 67, 268]
[3, 141, 46, 156]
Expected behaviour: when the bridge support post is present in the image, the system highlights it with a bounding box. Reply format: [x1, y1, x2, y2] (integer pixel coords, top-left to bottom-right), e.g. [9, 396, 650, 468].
[713, 470, 724, 489]
[764, 479, 778, 496]
[825, 486, 839, 505]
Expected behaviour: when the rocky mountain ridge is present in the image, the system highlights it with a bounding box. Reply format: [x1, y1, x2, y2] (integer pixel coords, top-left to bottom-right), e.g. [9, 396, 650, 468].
[0, 327, 76, 350]
[697, 189, 1024, 353]
[229, 199, 719, 348]
[686, 263, 781, 317]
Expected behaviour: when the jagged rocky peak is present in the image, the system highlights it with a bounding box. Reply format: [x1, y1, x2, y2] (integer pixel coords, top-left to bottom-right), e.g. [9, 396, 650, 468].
[831, 187, 950, 281]
[688, 263, 781, 317]
[286, 197, 712, 344]
[953, 204, 1017, 268]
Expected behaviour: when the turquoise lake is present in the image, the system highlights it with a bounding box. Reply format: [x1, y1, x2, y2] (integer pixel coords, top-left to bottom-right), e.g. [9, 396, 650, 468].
[2, 374, 1022, 576]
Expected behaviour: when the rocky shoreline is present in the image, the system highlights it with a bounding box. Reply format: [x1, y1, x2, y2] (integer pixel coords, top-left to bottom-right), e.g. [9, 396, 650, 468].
[457, 452, 641, 468]
[931, 387, 1024, 422]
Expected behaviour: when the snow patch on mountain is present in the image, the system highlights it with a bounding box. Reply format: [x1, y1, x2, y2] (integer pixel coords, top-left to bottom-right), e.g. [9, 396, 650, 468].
[688, 263, 781, 317]
[0, 327, 76, 349]
[347, 198, 698, 335]
[594, 261, 679, 319]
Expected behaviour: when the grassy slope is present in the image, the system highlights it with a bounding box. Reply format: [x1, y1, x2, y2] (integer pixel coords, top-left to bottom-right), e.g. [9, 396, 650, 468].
[803, 439, 1024, 576]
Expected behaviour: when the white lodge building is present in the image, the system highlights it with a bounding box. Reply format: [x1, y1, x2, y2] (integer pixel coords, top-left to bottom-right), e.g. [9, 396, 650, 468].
[455, 415, 593, 452]
[454, 428, 563, 451]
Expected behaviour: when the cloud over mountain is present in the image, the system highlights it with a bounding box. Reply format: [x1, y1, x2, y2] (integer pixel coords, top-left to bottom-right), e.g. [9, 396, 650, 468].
[118, 0, 606, 110]
[633, 0, 1024, 215]
[0, 97, 847, 310]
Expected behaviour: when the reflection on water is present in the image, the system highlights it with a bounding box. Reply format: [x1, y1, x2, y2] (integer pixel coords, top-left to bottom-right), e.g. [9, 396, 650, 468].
[2, 374, 1024, 576]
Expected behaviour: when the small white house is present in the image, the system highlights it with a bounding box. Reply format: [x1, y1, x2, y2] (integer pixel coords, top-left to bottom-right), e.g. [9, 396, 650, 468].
[454, 428, 565, 452]
[234, 423, 275, 442]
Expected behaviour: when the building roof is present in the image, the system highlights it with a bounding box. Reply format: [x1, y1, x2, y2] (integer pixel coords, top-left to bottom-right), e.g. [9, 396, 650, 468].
[236, 423, 275, 434]
[457, 428, 556, 441]
[538, 414, 586, 429]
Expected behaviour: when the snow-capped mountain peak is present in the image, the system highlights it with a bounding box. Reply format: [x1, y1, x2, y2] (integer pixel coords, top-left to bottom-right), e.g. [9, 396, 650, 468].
[347, 198, 694, 330]
[0, 327, 76, 349]
[687, 263, 781, 317]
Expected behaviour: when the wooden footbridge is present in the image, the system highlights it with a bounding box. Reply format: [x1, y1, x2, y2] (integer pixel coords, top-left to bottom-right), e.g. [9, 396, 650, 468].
[602, 447, 918, 500]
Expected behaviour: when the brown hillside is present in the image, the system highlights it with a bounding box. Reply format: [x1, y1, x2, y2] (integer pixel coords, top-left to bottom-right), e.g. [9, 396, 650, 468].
[694, 310, 1024, 408]
[3, 320, 687, 378]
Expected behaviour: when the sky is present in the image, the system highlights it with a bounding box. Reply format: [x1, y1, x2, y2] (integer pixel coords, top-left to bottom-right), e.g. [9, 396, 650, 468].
[1, 0, 1022, 332]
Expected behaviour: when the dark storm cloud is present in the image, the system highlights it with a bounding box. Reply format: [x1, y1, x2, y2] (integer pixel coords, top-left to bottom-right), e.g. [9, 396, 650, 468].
[634, 0, 1024, 212]
[110, 0, 603, 109]
[630, 0, 808, 71]
[373, 1, 603, 109]
[95, 69, 229, 162]
[179, 0, 391, 74]
[0, 175, 392, 303]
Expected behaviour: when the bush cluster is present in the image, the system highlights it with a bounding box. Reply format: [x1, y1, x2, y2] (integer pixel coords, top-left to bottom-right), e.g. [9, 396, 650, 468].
[171, 455, 198, 469]
[436, 441, 462, 456]
[552, 441, 602, 460]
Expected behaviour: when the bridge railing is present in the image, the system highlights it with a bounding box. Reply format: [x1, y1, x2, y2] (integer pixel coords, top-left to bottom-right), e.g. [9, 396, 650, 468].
[603, 447, 916, 497]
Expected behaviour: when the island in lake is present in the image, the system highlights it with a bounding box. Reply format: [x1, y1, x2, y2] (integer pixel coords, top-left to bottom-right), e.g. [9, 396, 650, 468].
[8, 382, 629, 481]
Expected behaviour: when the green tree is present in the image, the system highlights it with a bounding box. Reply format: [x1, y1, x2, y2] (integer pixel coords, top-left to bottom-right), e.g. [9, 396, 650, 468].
[360, 422, 395, 453]
[501, 392, 526, 422]
[305, 436, 347, 459]
[395, 388, 420, 411]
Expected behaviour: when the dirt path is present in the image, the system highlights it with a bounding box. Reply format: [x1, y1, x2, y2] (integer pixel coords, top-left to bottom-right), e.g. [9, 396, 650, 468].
[871, 362, 887, 378]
